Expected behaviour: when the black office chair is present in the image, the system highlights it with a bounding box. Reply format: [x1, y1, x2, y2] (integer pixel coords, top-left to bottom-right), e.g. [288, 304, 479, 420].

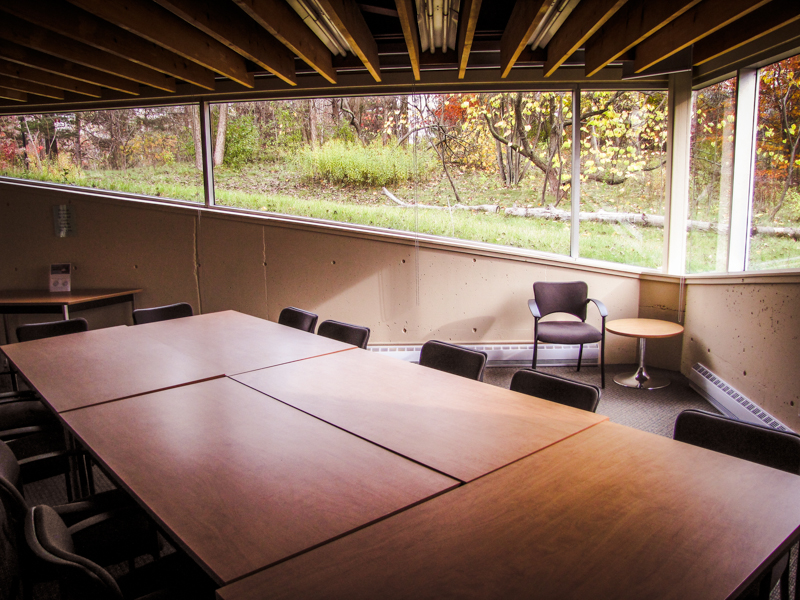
[529, 281, 607, 388]
[317, 320, 370, 349]
[674, 409, 800, 600]
[16, 317, 89, 343]
[418, 341, 488, 381]
[25, 504, 215, 600]
[278, 307, 318, 333]
[509, 369, 601, 412]
[132, 302, 193, 326]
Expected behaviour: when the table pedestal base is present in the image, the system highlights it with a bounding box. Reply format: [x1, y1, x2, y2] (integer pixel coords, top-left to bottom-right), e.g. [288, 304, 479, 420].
[613, 338, 670, 390]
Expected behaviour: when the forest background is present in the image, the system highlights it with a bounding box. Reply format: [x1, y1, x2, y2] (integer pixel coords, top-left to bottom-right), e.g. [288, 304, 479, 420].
[0, 55, 798, 272]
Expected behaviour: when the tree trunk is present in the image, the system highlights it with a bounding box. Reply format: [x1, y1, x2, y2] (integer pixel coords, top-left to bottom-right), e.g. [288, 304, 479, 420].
[190, 106, 203, 170]
[74, 113, 82, 168]
[309, 99, 318, 147]
[213, 103, 228, 167]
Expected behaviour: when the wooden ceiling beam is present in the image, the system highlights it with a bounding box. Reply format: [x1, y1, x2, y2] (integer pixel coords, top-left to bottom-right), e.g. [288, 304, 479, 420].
[67, 0, 254, 88]
[394, 0, 420, 81]
[0, 74, 64, 99]
[0, 40, 140, 95]
[233, 0, 337, 84]
[457, 0, 482, 79]
[543, 0, 626, 77]
[499, 0, 551, 79]
[693, 0, 800, 66]
[633, 0, 772, 73]
[0, 13, 171, 91]
[2, 0, 215, 90]
[316, 0, 380, 82]
[0, 86, 26, 102]
[153, 0, 296, 87]
[584, 0, 701, 78]
[0, 60, 102, 97]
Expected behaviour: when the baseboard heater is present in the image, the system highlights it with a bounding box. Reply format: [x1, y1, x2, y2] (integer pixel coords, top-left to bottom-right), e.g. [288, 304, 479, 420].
[368, 342, 599, 367]
[688, 363, 792, 433]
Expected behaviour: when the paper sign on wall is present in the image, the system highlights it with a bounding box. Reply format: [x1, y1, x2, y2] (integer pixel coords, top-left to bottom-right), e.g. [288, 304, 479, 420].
[50, 263, 72, 292]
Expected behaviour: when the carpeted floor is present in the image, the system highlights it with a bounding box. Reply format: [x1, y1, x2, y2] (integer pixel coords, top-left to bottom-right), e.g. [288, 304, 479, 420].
[484, 363, 719, 437]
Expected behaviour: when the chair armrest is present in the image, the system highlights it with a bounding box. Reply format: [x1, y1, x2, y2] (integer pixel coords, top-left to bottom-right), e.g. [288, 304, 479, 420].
[527, 299, 542, 319]
[0, 391, 37, 406]
[588, 298, 608, 318]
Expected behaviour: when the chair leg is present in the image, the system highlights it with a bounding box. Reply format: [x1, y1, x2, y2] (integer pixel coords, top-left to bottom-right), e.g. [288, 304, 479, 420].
[576, 344, 583, 372]
[532, 339, 539, 370]
[601, 337, 606, 389]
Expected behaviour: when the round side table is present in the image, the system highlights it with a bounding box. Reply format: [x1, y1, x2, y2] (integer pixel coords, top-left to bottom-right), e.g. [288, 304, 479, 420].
[605, 318, 684, 390]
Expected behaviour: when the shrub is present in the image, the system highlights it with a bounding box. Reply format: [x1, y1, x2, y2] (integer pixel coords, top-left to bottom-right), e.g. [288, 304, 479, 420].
[296, 140, 436, 187]
[224, 115, 261, 169]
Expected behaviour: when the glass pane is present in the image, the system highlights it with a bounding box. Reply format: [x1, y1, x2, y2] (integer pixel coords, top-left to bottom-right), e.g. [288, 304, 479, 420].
[686, 79, 736, 273]
[0, 107, 203, 203]
[749, 54, 800, 270]
[210, 93, 571, 257]
[579, 91, 669, 269]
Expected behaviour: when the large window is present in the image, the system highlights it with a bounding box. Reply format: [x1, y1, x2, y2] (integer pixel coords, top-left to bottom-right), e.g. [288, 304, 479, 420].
[0, 107, 202, 202]
[579, 91, 669, 269]
[687, 79, 736, 274]
[748, 55, 800, 270]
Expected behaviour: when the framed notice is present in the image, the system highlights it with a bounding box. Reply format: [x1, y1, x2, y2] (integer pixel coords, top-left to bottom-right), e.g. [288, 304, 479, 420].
[50, 263, 72, 292]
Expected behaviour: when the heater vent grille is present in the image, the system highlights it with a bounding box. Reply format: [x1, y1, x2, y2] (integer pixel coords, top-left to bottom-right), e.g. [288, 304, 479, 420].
[369, 343, 599, 366]
[689, 363, 791, 432]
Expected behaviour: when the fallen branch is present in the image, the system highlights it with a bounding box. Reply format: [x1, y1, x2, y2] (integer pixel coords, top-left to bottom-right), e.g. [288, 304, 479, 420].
[382, 188, 499, 213]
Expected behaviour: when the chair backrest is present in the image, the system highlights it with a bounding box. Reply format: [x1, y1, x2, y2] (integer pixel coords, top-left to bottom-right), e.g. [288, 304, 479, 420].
[132, 302, 193, 325]
[533, 281, 589, 321]
[25, 505, 123, 600]
[419, 341, 487, 381]
[16, 318, 88, 343]
[317, 320, 370, 349]
[673, 409, 800, 475]
[0, 489, 20, 600]
[278, 307, 318, 333]
[510, 369, 601, 412]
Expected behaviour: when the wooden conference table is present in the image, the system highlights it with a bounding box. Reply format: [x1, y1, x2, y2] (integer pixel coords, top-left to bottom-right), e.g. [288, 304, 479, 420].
[3, 310, 800, 599]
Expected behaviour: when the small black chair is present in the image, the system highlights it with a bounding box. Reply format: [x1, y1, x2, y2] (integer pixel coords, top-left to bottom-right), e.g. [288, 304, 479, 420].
[674, 409, 800, 600]
[418, 341, 487, 381]
[509, 369, 601, 413]
[317, 320, 370, 349]
[529, 281, 607, 387]
[278, 307, 318, 333]
[132, 302, 193, 326]
[16, 317, 89, 343]
[25, 504, 215, 600]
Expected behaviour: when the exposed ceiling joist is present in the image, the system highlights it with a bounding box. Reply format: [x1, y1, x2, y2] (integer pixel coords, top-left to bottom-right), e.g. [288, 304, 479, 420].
[0, 60, 102, 97]
[543, 0, 626, 77]
[457, 0, 482, 79]
[234, 0, 338, 84]
[316, 0, 380, 82]
[499, 0, 552, 79]
[394, 0, 420, 81]
[0, 87, 26, 102]
[153, 0, 297, 87]
[0, 40, 140, 95]
[693, 0, 800, 66]
[633, 0, 772, 73]
[1, 0, 216, 90]
[0, 74, 64, 99]
[584, 0, 701, 78]
[0, 13, 170, 92]
[66, 0, 254, 88]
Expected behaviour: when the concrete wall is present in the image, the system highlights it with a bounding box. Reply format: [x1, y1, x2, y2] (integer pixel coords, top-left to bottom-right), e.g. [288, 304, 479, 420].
[4, 181, 800, 430]
[681, 281, 800, 430]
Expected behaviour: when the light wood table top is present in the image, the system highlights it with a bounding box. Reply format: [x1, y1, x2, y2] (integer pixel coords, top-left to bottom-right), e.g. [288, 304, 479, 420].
[606, 318, 684, 339]
[2, 325, 222, 412]
[62, 377, 458, 585]
[217, 421, 800, 600]
[0, 288, 142, 308]
[234, 349, 607, 482]
[136, 310, 354, 375]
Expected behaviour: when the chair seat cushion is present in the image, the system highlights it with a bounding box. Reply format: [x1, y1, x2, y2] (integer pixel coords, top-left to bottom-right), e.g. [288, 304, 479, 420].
[537, 321, 602, 345]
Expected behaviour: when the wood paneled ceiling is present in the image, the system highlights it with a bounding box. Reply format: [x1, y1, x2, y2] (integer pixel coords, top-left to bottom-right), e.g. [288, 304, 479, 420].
[0, 0, 799, 110]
